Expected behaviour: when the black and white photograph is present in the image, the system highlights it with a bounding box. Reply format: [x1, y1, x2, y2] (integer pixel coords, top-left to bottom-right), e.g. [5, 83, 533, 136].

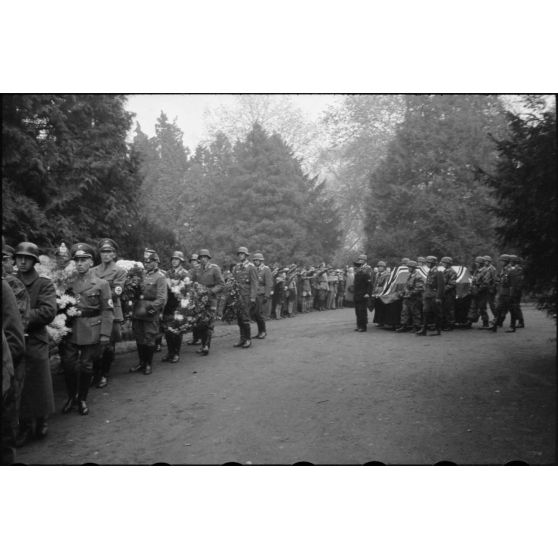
[2, 2, 557, 556]
[2, 93, 556, 465]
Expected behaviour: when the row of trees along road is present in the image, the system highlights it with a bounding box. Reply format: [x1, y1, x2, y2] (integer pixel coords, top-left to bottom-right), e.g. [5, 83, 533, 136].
[2, 94, 555, 313]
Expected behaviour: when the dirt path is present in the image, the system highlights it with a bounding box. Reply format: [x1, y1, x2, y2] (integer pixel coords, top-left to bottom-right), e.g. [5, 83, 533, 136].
[15, 304, 556, 464]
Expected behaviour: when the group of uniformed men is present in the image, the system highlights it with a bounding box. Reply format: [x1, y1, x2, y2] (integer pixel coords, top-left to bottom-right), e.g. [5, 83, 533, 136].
[1, 236, 526, 463]
[350, 253, 525, 335]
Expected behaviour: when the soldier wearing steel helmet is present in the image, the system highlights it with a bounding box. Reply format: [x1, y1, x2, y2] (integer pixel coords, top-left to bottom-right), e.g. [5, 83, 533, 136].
[58, 243, 114, 417]
[251, 252, 273, 339]
[187, 253, 202, 345]
[483, 255, 498, 319]
[508, 255, 525, 329]
[129, 248, 167, 374]
[232, 246, 258, 348]
[417, 255, 444, 336]
[162, 250, 190, 363]
[396, 260, 424, 332]
[14, 242, 57, 446]
[190, 248, 224, 355]
[91, 238, 127, 388]
[490, 254, 515, 332]
[440, 256, 457, 331]
[467, 256, 490, 329]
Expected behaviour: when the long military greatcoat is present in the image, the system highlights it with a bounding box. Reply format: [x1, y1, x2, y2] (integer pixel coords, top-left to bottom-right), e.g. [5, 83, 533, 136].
[16, 268, 57, 419]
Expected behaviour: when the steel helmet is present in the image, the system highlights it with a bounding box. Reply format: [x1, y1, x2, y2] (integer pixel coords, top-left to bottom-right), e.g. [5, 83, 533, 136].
[253, 252, 264, 261]
[15, 242, 41, 262]
[198, 249, 211, 259]
[407, 260, 418, 268]
[425, 256, 437, 264]
[237, 246, 249, 256]
[440, 257, 453, 265]
[376, 261, 386, 267]
[475, 256, 485, 264]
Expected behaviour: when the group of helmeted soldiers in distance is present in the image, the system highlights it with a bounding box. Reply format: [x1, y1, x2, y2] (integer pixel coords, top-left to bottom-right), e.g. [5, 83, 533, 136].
[1, 235, 525, 464]
[349, 253, 525, 335]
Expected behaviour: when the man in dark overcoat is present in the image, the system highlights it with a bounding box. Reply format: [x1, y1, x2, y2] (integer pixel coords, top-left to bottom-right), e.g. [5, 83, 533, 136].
[353, 257, 372, 332]
[14, 242, 57, 445]
[2, 278, 26, 464]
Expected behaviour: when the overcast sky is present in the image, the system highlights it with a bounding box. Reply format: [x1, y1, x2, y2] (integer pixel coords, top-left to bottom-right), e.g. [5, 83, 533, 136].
[125, 94, 337, 150]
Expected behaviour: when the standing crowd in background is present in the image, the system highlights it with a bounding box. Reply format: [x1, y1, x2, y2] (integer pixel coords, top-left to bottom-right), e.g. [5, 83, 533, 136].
[1, 236, 525, 464]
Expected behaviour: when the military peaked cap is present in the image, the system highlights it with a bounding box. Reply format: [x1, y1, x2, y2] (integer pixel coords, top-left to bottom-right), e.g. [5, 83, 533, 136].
[71, 243, 95, 259]
[98, 238, 118, 252]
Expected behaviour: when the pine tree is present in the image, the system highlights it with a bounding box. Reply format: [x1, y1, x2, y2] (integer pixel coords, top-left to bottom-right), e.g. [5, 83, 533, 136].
[363, 95, 507, 264]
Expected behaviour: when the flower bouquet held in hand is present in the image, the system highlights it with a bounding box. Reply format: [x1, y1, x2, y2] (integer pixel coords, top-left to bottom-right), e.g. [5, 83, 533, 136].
[221, 276, 241, 324]
[47, 288, 82, 344]
[167, 282, 214, 335]
[119, 261, 145, 320]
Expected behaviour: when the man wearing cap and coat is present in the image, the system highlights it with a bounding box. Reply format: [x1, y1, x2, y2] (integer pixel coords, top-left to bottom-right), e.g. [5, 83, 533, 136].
[191, 249, 224, 355]
[129, 249, 167, 374]
[14, 242, 57, 444]
[232, 247, 258, 348]
[353, 257, 372, 332]
[251, 252, 273, 339]
[91, 238, 127, 388]
[161, 250, 190, 363]
[59, 243, 114, 416]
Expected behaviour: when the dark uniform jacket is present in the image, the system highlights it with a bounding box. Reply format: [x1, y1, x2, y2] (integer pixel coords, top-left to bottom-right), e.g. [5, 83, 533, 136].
[254, 264, 273, 297]
[2, 279, 25, 374]
[3, 273, 31, 330]
[423, 267, 444, 300]
[403, 270, 425, 298]
[16, 269, 57, 346]
[68, 270, 114, 345]
[16, 269, 57, 417]
[353, 267, 372, 302]
[133, 268, 167, 320]
[508, 265, 524, 298]
[92, 261, 127, 322]
[443, 267, 457, 293]
[233, 260, 258, 301]
[192, 263, 224, 296]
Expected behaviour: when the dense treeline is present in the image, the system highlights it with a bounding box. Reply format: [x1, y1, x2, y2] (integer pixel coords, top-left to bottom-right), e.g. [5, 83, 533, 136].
[2, 95, 341, 265]
[482, 95, 556, 316]
[362, 94, 507, 263]
[3, 94, 555, 312]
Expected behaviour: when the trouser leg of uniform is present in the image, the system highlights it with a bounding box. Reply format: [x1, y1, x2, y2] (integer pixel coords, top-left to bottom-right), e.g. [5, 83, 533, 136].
[143, 345, 154, 366]
[77, 344, 98, 402]
[60, 340, 78, 399]
[400, 299, 410, 326]
[467, 295, 479, 323]
[488, 291, 497, 318]
[252, 295, 266, 334]
[355, 301, 367, 330]
[409, 297, 422, 329]
[477, 291, 489, 325]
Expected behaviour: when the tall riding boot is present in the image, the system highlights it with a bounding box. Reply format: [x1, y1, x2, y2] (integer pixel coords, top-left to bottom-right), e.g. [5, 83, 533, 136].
[62, 372, 78, 413]
[429, 319, 442, 336]
[143, 346, 154, 375]
[416, 325, 427, 336]
[77, 367, 91, 416]
[242, 324, 252, 348]
[97, 347, 114, 388]
[129, 343, 146, 372]
[92, 358, 102, 386]
[162, 333, 174, 361]
[506, 320, 516, 333]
